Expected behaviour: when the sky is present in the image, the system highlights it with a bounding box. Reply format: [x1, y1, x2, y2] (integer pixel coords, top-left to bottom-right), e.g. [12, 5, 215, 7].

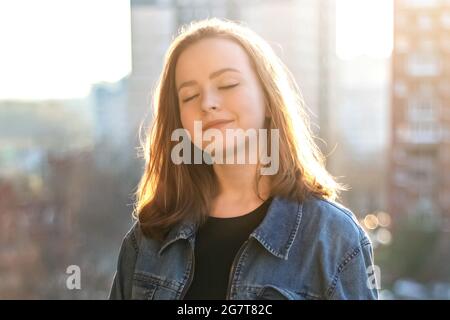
[0, 0, 393, 100]
[336, 0, 393, 60]
[0, 0, 131, 100]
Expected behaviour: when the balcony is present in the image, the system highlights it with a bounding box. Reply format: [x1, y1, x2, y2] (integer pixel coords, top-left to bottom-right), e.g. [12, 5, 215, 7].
[397, 125, 442, 146]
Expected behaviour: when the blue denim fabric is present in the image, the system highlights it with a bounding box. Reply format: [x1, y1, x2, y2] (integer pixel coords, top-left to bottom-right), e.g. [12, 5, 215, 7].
[109, 195, 379, 300]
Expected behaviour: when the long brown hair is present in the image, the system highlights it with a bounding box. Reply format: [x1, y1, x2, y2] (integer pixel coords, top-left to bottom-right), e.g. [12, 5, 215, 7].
[135, 18, 345, 241]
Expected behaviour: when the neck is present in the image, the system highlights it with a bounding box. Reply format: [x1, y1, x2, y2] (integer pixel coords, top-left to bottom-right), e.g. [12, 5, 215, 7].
[210, 163, 271, 217]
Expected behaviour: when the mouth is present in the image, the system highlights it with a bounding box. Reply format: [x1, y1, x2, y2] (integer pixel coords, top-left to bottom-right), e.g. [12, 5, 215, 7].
[202, 119, 234, 131]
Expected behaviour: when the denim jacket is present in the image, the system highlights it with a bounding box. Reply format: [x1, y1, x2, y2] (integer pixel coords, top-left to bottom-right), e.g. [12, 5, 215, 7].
[109, 195, 379, 300]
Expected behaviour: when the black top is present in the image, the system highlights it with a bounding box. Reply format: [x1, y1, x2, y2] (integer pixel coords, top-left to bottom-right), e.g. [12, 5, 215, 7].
[183, 197, 273, 300]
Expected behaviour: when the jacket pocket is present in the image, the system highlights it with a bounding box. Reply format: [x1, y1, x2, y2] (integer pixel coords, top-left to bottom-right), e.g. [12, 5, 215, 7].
[257, 285, 301, 300]
[131, 280, 156, 300]
[132, 272, 180, 300]
[256, 285, 322, 300]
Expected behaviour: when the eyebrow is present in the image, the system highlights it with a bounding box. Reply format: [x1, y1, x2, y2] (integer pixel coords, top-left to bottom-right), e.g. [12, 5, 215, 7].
[177, 67, 240, 93]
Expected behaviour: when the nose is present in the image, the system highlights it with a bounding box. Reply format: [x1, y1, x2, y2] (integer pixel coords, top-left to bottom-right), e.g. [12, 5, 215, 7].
[200, 88, 220, 112]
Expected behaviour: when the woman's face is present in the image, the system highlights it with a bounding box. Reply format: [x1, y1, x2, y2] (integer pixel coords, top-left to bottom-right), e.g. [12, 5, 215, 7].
[175, 37, 267, 152]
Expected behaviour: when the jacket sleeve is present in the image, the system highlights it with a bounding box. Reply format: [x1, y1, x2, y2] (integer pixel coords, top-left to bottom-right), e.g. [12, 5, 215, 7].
[109, 223, 140, 300]
[328, 236, 379, 300]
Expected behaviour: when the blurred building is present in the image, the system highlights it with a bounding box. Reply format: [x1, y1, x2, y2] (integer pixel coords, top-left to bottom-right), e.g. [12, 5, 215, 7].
[88, 78, 134, 169]
[175, 0, 238, 26]
[241, 0, 336, 145]
[330, 56, 390, 216]
[390, 0, 450, 220]
[89, 78, 129, 148]
[128, 0, 175, 147]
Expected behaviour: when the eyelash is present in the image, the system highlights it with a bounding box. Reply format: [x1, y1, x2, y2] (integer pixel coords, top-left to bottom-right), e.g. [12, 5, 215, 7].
[181, 83, 239, 103]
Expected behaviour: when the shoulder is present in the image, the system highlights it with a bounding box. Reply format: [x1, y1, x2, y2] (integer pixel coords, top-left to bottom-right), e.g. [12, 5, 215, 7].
[297, 196, 378, 299]
[120, 220, 144, 255]
[300, 195, 370, 246]
[120, 220, 171, 257]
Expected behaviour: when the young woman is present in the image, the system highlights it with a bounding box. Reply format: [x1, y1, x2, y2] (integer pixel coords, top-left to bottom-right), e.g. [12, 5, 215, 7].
[109, 18, 378, 300]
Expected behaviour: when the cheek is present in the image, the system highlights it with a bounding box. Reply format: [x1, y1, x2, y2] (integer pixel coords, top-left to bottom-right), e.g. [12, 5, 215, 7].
[179, 108, 197, 132]
[230, 91, 266, 129]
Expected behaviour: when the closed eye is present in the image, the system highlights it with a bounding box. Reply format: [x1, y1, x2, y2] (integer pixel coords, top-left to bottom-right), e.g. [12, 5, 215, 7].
[182, 94, 199, 103]
[219, 83, 239, 90]
[181, 83, 239, 103]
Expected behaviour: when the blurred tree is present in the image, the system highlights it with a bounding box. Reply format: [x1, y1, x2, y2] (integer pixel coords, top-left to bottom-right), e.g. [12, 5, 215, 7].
[376, 200, 442, 285]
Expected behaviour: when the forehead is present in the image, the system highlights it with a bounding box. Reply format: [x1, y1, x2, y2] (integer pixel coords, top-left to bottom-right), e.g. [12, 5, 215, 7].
[175, 37, 253, 84]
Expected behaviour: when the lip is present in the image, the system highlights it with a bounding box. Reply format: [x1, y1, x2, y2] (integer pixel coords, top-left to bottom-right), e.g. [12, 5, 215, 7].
[202, 119, 234, 131]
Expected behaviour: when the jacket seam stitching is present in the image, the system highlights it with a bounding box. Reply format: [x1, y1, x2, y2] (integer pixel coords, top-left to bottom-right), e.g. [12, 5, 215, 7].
[129, 230, 139, 255]
[315, 198, 366, 236]
[326, 243, 364, 298]
[284, 202, 303, 259]
[230, 243, 251, 298]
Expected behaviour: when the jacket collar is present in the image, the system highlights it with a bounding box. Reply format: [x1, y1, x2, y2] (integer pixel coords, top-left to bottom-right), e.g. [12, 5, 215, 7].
[250, 196, 303, 260]
[158, 217, 197, 256]
[158, 196, 303, 260]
